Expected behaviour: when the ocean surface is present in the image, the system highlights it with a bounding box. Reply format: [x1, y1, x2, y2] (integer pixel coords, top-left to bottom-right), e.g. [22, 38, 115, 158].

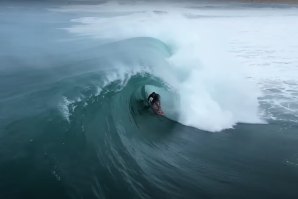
[1, 2, 298, 199]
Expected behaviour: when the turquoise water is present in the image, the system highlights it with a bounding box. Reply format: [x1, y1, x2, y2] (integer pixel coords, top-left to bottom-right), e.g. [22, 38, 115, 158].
[1, 3, 298, 199]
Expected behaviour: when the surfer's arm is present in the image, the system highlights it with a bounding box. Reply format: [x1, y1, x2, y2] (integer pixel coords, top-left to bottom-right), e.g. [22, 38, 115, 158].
[147, 94, 153, 102]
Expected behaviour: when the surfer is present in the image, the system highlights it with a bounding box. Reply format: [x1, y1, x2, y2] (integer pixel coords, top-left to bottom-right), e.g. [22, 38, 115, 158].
[148, 92, 161, 109]
[147, 92, 164, 115]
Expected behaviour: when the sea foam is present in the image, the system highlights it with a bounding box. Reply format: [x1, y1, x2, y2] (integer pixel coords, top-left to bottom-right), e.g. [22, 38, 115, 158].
[62, 2, 264, 131]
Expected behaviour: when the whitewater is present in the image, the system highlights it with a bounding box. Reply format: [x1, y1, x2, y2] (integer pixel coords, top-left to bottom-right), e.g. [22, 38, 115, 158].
[54, 2, 298, 132]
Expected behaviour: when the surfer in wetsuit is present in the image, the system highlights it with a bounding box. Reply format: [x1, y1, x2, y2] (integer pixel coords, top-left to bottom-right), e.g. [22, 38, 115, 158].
[148, 92, 161, 108]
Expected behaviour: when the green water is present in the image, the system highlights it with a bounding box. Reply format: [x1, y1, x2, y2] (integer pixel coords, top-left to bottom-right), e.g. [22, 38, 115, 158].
[1, 3, 298, 199]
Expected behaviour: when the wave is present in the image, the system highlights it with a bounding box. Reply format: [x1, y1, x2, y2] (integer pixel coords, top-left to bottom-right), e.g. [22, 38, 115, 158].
[2, 5, 298, 199]
[55, 36, 262, 132]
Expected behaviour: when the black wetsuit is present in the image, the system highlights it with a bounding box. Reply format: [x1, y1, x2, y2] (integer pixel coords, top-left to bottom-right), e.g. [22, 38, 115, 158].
[148, 92, 160, 105]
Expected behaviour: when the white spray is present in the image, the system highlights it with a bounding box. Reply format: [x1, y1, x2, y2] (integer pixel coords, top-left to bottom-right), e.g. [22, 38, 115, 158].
[60, 2, 265, 131]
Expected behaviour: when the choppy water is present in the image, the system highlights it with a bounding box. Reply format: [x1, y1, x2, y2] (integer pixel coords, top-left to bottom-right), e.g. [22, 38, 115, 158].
[1, 2, 298, 199]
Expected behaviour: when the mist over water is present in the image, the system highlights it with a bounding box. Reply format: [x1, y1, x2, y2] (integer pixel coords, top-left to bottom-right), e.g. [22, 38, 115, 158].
[1, 1, 298, 199]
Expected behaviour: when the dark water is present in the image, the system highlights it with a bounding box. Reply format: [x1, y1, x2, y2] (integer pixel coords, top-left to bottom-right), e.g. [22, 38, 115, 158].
[1, 3, 298, 199]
